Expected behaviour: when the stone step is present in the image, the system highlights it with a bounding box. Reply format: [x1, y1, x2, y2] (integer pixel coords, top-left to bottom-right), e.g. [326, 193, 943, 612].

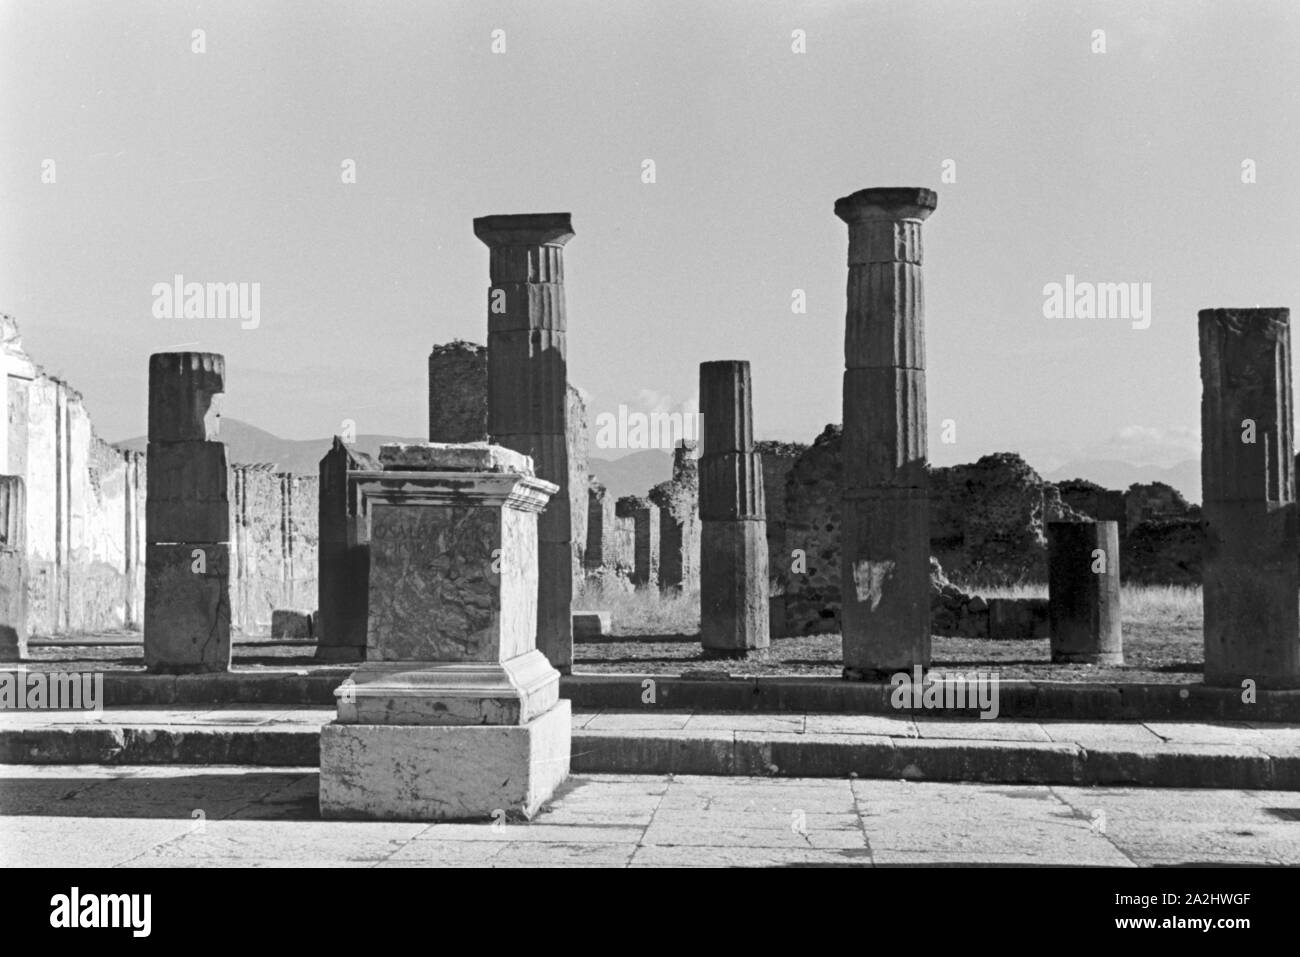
[2, 708, 1298, 789]
[6, 671, 1298, 720]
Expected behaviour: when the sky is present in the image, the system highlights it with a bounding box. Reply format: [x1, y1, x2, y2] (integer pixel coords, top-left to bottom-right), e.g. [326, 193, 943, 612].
[2, 0, 1297, 475]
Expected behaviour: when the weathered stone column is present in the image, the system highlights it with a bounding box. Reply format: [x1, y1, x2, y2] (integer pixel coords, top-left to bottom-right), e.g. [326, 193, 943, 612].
[834, 188, 936, 678]
[315, 438, 376, 662]
[320, 442, 569, 820]
[1047, 521, 1123, 664]
[475, 213, 574, 673]
[584, 479, 614, 572]
[428, 340, 488, 443]
[144, 353, 231, 673]
[1199, 307, 1300, 687]
[0, 476, 27, 661]
[699, 361, 769, 655]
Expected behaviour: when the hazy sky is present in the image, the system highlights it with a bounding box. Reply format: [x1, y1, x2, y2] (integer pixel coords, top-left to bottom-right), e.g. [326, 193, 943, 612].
[2, 0, 1297, 474]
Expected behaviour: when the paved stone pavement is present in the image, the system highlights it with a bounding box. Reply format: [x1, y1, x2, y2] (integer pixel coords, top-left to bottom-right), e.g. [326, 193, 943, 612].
[2, 765, 1298, 867]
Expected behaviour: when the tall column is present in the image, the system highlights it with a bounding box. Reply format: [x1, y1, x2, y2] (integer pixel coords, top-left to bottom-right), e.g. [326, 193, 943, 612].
[835, 187, 936, 679]
[475, 213, 574, 674]
[144, 353, 231, 673]
[1047, 521, 1123, 664]
[320, 442, 569, 820]
[698, 360, 769, 655]
[1199, 307, 1300, 688]
[0, 476, 26, 661]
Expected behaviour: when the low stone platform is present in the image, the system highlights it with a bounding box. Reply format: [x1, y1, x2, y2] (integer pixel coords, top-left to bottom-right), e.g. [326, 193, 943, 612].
[7, 767, 1298, 866]
[3, 707, 1299, 790]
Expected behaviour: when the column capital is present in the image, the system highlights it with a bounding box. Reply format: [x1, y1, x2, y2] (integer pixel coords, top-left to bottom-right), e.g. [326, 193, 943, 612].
[834, 187, 937, 224]
[474, 212, 574, 248]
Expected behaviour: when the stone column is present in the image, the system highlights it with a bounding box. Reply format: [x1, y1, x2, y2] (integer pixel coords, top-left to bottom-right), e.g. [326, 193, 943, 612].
[1199, 307, 1300, 688]
[315, 438, 376, 662]
[320, 442, 569, 820]
[834, 187, 937, 678]
[698, 361, 769, 655]
[1047, 521, 1122, 664]
[428, 340, 488, 443]
[144, 352, 231, 673]
[475, 213, 574, 674]
[0, 476, 27, 661]
[584, 479, 614, 571]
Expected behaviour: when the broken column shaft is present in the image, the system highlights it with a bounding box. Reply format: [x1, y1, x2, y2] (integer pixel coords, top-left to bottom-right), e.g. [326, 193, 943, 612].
[834, 187, 936, 678]
[144, 352, 231, 673]
[475, 213, 574, 673]
[1199, 307, 1300, 688]
[698, 360, 769, 655]
[1047, 520, 1123, 664]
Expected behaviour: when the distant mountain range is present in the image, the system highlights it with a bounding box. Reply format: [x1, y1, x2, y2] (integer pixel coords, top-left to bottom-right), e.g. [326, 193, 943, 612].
[115, 419, 423, 475]
[115, 419, 1200, 502]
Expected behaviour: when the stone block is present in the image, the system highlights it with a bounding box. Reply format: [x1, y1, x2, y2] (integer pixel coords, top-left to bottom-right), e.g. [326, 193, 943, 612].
[840, 489, 930, 676]
[573, 611, 611, 640]
[365, 503, 536, 663]
[319, 699, 571, 821]
[148, 352, 225, 442]
[145, 440, 229, 543]
[492, 433, 571, 542]
[841, 368, 928, 486]
[1202, 500, 1300, 687]
[377, 441, 533, 474]
[271, 609, 313, 639]
[143, 542, 231, 674]
[700, 520, 770, 655]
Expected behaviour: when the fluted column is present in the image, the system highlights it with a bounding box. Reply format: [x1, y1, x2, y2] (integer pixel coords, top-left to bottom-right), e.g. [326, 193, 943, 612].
[835, 187, 936, 678]
[699, 360, 769, 655]
[475, 213, 574, 672]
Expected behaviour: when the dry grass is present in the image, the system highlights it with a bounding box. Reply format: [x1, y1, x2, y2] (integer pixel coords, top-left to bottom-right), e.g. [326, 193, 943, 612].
[574, 580, 701, 637]
[979, 583, 1202, 628]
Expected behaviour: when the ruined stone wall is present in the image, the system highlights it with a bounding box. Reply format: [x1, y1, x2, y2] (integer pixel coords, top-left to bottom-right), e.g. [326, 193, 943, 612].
[648, 443, 700, 593]
[228, 465, 319, 635]
[4, 316, 145, 635]
[755, 439, 807, 637]
[783, 425, 843, 635]
[1057, 479, 1127, 532]
[567, 385, 589, 578]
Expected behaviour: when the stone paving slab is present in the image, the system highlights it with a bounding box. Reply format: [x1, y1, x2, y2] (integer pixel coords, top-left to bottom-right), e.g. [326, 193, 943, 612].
[4, 708, 1300, 788]
[5, 766, 1299, 866]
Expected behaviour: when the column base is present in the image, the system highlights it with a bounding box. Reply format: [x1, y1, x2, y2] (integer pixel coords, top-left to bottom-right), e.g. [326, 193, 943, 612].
[319, 700, 571, 821]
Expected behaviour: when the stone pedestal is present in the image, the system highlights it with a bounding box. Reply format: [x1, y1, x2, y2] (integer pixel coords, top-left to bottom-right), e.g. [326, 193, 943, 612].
[835, 187, 936, 678]
[144, 352, 231, 673]
[1047, 521, 1123, 664]
[319, 442, 570, 821]
[698, 361, 769, 655]
[476, 213, 575, 674]
[1199, 307, 1300, 688]
[0, 476, 27, 661]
